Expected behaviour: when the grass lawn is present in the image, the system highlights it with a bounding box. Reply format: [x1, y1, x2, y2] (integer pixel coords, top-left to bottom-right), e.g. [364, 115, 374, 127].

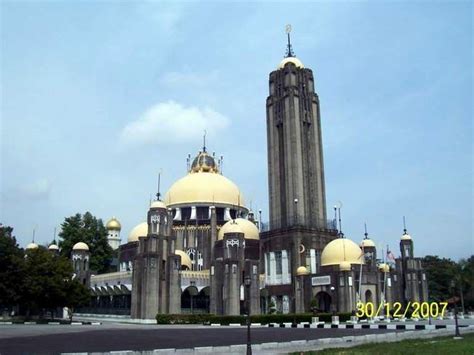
[291, 332, 474, 354]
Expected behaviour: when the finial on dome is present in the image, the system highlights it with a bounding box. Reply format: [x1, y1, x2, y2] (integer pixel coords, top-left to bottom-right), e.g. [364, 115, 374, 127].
[203, 130, 207, 153]
[334, 201, 344, 237]
[285, 24, 295, 57]
[364, 223, 369, 239]
[403, 216, 407, 234]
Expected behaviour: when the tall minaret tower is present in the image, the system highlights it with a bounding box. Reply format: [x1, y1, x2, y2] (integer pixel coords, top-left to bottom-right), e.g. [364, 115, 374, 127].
[261, 27, 337, 314]
[266, 25, 327, 229]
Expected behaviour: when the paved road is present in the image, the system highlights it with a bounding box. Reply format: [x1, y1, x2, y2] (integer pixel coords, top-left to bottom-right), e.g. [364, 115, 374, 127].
[0, 324, 397, 354]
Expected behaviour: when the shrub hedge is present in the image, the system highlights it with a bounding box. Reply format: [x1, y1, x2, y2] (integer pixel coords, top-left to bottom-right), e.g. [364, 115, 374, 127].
[155, 312, 352, 325]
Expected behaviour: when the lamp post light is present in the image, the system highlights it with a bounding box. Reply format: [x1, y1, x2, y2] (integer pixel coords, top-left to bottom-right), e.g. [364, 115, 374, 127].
[244, 275, 252, 355]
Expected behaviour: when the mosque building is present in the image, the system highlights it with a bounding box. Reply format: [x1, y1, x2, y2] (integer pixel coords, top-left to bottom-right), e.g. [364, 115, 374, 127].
[35, 29, 428, 319]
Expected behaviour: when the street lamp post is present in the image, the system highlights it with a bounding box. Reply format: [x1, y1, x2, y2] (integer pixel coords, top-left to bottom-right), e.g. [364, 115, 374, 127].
[451, 280, 462, 339]
[244, 275, 252, 355]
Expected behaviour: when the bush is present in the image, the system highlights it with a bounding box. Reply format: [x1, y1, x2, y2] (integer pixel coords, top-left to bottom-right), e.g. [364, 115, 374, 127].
[156, 312, 352, 325]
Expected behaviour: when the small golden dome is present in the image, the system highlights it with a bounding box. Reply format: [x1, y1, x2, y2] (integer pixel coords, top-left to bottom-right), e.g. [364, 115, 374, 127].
[296, 266, 310, 276]
[360, 238, 375, 248]
[150, 200, 167, 209]
[106, 217, 121, 231]
[378, 263, 390, 273]
[72, 242, 89, 251]
[218, 218, 259, 240]
[401, 233, 412, 241]
[26, 242, 38, 250]
[175, 250, 192, 270]
[220, 221, 244, 236]
[278, 56, 304, 69]
[164, 171, 244, 207]
[339, 261, 352, 271]
[128, 222, 148, 243]
[321, 238, 364, 266]
[190, 151, 219, 173]
[48, 244, 59, 250]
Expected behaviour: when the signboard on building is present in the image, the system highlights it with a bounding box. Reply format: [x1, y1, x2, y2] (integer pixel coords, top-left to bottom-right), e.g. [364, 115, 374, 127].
[311, 275, 331, 286]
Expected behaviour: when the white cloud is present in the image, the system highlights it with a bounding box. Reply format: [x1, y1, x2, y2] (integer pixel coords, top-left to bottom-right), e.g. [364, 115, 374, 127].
[120, 101, 230, 145]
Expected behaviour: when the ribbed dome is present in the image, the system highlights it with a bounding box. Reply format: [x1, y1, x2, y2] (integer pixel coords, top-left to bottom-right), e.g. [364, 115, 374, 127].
[26, 242, 38, 250]
[360, 238, 375, 248]
[278, 56, 304, 69]
[175, 250, 192, 270]
[128, 222, 148, 243]
[164, 172, 244, 207]
[218, 218, 259, 240]
[296, 266, 310, 276]
[72, 242, 89, 251]
[321, 238, 364, 266]
[106, 217, 121, 231]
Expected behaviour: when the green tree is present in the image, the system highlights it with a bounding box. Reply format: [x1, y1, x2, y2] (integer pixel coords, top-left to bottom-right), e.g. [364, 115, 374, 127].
[422, 255, 457, 302]
[64, 278, 91, 320]
[454, 256, 474, 312]
[58, 212, 113, 273]
[22, 247, 90, 318]
[0, 225, 26, 309]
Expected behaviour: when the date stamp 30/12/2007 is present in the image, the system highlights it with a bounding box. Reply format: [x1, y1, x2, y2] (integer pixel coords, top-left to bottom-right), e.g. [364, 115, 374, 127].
[355, 301, 448, 319]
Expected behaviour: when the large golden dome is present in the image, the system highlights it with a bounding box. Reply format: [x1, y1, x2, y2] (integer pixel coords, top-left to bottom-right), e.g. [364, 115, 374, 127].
[321, 238, 364, 266]
[128, 222, 148, 242]
[164, 171, 244, 207]
[218, 218, 259, 240]
[164, 149, 245, 208]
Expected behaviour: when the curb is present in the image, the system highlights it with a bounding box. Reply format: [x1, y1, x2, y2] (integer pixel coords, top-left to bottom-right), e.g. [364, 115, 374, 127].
[0, 321, 102, 326]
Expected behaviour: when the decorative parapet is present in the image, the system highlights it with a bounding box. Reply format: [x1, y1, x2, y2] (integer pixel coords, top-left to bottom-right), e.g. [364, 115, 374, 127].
[90, 271, 132, 287]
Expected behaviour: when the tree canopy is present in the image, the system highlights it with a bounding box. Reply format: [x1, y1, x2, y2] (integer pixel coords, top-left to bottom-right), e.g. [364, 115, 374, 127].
[58, 212, 114, 274]
[0, 224, 90, 317]
[422, 255, 474, 309]
[0, 225, 25, 307]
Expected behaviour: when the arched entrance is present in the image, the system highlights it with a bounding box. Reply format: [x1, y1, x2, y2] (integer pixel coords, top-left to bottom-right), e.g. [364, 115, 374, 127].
[181, 286, 198, 313]
[365, 290, 373, 303]
[181, 286, 209, 314]
[314, 291, 331, 313]
[260, 288, 269, 314]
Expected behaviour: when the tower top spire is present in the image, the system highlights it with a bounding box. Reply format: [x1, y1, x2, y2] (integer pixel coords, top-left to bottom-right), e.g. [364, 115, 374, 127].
[156, 170, 162, 201]
[203, 130, 207, 152]
[285, 24, 295, 57]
